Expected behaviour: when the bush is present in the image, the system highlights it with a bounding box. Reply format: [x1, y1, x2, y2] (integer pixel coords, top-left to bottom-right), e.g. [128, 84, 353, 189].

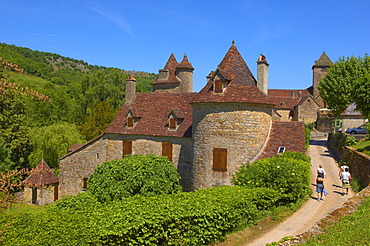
[1, 186, 280, 245]
[276, 151, 311, 163]
[232, 156, 311, 204]
[88, 154, 182, 202]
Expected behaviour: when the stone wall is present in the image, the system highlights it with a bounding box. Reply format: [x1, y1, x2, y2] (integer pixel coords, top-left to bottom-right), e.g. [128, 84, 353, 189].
[23, 185, 57, 206]
[328, 133, 370, 188]
[59, 134, 193, 197]
[191, 103, 272, 189]
[297, 98, 320, 123]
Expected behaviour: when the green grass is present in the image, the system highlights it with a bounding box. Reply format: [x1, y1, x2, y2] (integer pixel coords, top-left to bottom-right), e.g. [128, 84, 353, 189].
[351, 139, 370, 156]
[300, 196, 370, 246]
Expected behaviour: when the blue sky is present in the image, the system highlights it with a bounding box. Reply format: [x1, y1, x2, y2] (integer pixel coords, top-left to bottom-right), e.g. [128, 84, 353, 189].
[1, 0, 369, 92]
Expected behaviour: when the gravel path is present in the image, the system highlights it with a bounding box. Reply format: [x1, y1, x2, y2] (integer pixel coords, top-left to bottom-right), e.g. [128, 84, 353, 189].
[246, 139, 355, 246]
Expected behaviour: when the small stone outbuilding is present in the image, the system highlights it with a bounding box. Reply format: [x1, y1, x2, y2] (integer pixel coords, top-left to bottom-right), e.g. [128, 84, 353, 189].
[23, 159, 59, 206]
[340, 103, 367, 131]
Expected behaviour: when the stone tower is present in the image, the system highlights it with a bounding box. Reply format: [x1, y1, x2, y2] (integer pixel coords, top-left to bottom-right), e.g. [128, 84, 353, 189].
[191, 43, 275, 190]
[176, 54, 194, 92]
[312, 52, 333, 107]
[151, 53, 194, 93]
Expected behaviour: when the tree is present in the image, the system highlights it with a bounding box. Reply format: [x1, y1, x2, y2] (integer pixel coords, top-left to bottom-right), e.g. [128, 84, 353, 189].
[353, 73, 370, 119]
[0, 168, 30, 210]
[0, 138, 14, 172]
[318, 54, 370, 116]
[80, 101, 117, 140]
[88, 154, 182, 202]
[28, 123, 85, 169]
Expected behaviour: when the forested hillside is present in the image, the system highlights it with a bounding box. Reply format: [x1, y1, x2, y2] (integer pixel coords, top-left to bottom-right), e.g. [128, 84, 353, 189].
[0, 43, 157, 171]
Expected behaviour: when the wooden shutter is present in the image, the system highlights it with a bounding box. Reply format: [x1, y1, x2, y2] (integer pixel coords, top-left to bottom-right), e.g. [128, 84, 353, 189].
[214, 80, 223, 93]
[127, 117, 134, 127]
[213, 148, 227, 172]
[82, 178, 88, 190]
[54, 184, 59, 201]
[162, 142, 173, 161]
[123, 140, 132, 157]
[169, 118, 176, 130]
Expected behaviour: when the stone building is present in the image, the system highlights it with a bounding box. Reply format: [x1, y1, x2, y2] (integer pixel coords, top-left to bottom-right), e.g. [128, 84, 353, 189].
[59, 43, 309, 197]
[23, 159, 59, 206]
[268, 52, 333, 123]
[340, 103, 367, 131]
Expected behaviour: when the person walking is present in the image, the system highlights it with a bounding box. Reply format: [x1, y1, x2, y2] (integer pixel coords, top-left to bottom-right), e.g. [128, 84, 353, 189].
[316, 173, 325, 201]
[317, 164, 327, 178]
[339, 162, 349, 177]
[340, 167, 352, 195]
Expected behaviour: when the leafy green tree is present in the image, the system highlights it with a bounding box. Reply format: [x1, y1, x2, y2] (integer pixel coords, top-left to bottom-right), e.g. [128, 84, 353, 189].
[352, 73, 370, 119]
[0, 138, 14, 172]
[88, 154, 182, 202]
[28, 123, 85, 169]
[318, 54, 370, 116]
[80, 101, 117, 140]
[0, 91, 31, 170]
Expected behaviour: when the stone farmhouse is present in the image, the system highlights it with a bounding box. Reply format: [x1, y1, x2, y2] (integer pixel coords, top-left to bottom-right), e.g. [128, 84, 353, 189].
[59, 43, 331, 198]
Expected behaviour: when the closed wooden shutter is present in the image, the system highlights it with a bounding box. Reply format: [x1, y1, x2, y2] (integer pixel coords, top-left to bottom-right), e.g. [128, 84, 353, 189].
[169, 118, 176, 130]
[213, 148, 227, 171]
[214, 80, 223, 93]
[127, 117, 134, 127]
[123, 140, 132, 157]
[54, 184, 59, 201]
[83, 178, 88, 190]
[162, 142, 173, 161]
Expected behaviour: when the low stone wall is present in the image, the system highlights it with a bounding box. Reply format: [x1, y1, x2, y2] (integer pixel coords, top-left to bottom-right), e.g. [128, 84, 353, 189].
[327, 133, 370, 187]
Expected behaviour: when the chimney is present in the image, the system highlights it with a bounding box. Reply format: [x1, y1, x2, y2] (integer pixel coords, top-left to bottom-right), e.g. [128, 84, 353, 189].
[257, 54, 269, 95]
[125, 75, 136, 104]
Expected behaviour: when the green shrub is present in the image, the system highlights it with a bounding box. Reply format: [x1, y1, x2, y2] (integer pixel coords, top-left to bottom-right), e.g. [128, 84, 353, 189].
[1, 186, 280, 245]
[277, 151, 311, 163]
[88, 154, 182, 202]
[232, 156, 311, 204]
[345, 135, 357, 146]
[51, 192, 101, 211]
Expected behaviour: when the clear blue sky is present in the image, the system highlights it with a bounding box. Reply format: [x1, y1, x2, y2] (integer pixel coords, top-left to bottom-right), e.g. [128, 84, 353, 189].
[1, 0, 369, 92]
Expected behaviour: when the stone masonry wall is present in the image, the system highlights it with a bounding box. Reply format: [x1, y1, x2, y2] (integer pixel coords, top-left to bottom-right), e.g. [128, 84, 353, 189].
[23, 185, 57, 206]
[297, 98, 320, 123]
[192, 103, 272, 189]
[59, 134, 193, 197]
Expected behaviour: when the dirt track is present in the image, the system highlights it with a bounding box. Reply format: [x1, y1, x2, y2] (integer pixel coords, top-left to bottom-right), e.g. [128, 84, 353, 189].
[246, 139, 355, 246]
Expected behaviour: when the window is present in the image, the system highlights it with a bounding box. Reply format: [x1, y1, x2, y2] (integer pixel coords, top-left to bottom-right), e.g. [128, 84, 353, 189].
[169, 117, 176, 130]
[213, 148, 227, 172]
[162, 142, 173, 161]
[127, 116, 134, 127]
[123, 140, 132, 157]
[82, 178, 88, 190]
[214, 80, 223, 93]
[277, 146, 286, 154]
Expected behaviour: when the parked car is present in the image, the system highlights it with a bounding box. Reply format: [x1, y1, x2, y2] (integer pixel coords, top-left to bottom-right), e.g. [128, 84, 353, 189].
[345, 125, 368, 135]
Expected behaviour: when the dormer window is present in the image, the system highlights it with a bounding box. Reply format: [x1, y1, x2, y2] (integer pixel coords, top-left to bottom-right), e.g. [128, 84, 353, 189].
[214, 80, 223, 93]
[277, 146, 286, 154]
[169, 117, 176, 130]
[127, 116, 134, 127]
[167, 112, 183, 130]
[126, 110, 140, 128]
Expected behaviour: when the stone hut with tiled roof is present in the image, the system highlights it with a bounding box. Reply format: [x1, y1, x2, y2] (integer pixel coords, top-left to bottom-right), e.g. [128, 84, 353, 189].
[59, 42, 308, 197]
[23, 159, 59, 206]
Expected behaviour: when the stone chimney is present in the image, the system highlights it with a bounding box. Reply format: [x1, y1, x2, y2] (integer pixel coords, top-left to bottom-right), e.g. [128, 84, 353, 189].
[257, 54, 269, 95]
[125, 75, 136, 104]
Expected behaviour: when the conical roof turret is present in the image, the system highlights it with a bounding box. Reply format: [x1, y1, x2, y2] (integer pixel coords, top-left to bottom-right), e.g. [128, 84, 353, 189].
[177, 54, 194, 70]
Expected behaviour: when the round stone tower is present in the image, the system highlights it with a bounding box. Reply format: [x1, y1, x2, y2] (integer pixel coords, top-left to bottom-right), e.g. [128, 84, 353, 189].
[176, 54, 194, 93]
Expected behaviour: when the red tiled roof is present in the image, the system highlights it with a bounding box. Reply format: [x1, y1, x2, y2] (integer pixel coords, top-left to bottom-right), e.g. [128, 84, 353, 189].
[268, 89, 312, 109]
[152, 53, 181, 85]
[192, 82, 275, 105]
[23, 160, 59, 187]
[68, 143, 84, 153]
[257, 121, 306, 160]
[217, 43, 257, 86]
[193, 44, 274, 105]
[105, 92, 197, 137]
[177, 54, 194, 70]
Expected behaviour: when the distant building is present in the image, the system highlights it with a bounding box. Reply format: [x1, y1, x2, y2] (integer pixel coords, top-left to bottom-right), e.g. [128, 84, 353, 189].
[58, 42, 311, 198]
[340, 103, 366, 131]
